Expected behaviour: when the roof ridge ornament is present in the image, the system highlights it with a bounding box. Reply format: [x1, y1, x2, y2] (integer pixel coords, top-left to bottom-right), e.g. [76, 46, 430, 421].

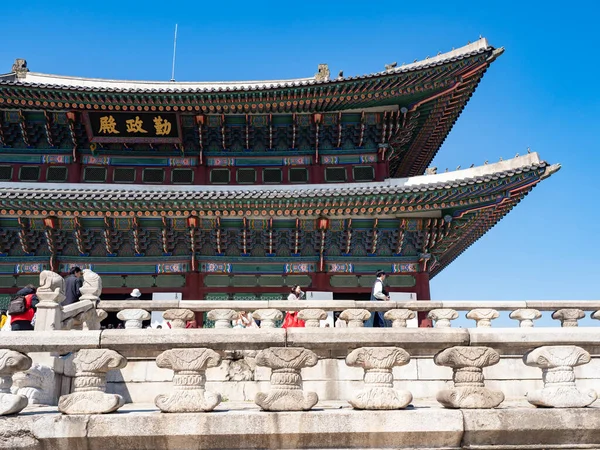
[314, 64, 330, 82]
[11, 59, 29, 79]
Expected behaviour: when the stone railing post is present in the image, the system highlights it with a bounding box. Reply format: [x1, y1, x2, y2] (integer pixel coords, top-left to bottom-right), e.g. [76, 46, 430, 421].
[117, 309, 150, 329]
[523, 345, 597, 408]
[339, 309, 370, 327]
[552, 309, 585, 327]
[163, 309, 195, 329]
[12, 363, 55, 406]
[509, 308, 541, 327]
[34, 270, 66, 331]
[255, 347, 318, 411]
[466, 308, 499, 327]
[79, 269, 102, 305]
[384, 309, 415, 328]
[253, 309, 283, 328]
[58, 349, 127, 415]
[207, 309, 237, 328]
[0, 350, 32, 415]
[155, 348, 222, 412]
[427, 309, 458, 328]
[346, 347, 412, 409]
[297, 309, 327, 327]
[434, 346, 504, 409]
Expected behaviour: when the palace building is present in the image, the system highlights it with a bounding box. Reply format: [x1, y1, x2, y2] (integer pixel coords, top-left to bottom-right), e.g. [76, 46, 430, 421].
[0, 38, 558, 317]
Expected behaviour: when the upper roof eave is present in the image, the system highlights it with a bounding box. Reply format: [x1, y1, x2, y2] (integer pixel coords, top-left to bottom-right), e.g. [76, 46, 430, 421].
[0, 153, 555, 201]
[0, 38, 496, 94]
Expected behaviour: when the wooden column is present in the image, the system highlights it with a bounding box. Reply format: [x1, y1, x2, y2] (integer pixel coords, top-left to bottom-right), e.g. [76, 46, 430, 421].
[68, 162, 82, 183]
[184, 272, 204, 327]
[415, 271, 433, 328]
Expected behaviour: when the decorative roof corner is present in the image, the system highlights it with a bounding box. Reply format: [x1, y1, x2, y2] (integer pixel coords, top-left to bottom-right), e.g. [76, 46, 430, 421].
[11, 59, 29, 79]
[541, 163, 561, 180]
[314, 64, 330, 82]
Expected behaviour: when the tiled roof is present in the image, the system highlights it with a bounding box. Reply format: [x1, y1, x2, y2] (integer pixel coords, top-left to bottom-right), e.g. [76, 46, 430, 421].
[0, 39, 495, 93]
[0, 153, 555, 203]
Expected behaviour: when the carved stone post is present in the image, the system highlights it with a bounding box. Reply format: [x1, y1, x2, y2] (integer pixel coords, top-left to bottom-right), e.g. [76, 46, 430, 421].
[434, 346, 504, 409]
[34, 270, 66, 331]
[466, 308, 499, 327]
[255, 347, 318, 411]
[79, 269, 102, 304]
[297, 309, 327, 327]
[427, 309, 458, 328]
[207, 309, 237, 328]
[339, 309, 371, 327]
[155, 348, 222, 412]
[384, 309, 415, 328]
[523, 345, 597, 408]
[117, 309, 150, 329]
[163, 309, 195, 329]
[253, 309, 283, 328]
[509, 308, 541, 327]
[12, 363, 54, 406]
[345, 347, 412, 409]
[552, 309, 585, 327]
[58, 349, 127, 415]
[0, 350, 32, 415]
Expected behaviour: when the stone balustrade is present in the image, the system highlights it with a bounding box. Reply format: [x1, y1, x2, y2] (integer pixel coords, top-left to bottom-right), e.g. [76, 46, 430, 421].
[93, 300, 600, 329]
[3, 328, 600, 449]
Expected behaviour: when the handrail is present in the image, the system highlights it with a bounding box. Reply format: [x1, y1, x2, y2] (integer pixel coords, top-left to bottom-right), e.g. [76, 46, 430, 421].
[96, 299, 600, 312]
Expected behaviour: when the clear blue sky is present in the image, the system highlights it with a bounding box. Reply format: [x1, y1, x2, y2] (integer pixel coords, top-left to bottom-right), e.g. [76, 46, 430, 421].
[1, 0, 598, 305]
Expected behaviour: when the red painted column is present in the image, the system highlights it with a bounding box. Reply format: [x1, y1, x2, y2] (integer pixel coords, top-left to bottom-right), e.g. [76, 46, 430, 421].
[184, 272, 204, 326]
[68, 162, 82, 183]
[415, 271, 433, 328]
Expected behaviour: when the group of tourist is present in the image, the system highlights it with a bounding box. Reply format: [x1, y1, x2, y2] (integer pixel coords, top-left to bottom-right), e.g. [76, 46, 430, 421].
[1, 269, 393, 330]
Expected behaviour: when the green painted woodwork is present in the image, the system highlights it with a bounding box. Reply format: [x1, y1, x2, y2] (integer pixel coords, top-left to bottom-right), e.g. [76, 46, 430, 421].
[124, 275, 155, 288]
[230, 275, 258, 287]
[233, 293, 257, 301]
[0, 276, 16, 288]
[386, 275, 416, 288]
[204, 293, 229, 301]
[330, 275, 359, 288]
[258, 276, 286, 287]
[15, 275, 38, 287]
[284, 275, 311, 287]
[101, 276, 126, 288]
[204, 275, 231, 287]
[155, 275, 186, 288]
[0, 294, 10, 310]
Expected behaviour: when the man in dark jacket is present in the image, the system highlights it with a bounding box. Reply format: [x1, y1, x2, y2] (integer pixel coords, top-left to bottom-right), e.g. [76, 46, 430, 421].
[10, 285, 39, 331]
[63, 267, 83, 306]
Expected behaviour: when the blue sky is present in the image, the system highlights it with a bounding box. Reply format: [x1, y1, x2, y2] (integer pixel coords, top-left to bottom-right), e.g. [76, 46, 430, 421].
[0, 1, 598, 308]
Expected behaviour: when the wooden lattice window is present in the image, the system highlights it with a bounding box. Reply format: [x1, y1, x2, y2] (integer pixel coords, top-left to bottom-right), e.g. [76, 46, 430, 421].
[172, 169, 194, 184]
[237, 168, 256, 184]
[0, 166, 12, 181]
[19, 166, 40, 181]
[113, 167, 136, 183]
[353, 166, 375, 182]
[325, 167, 347, 183]
[83, 167, 107, 182]
[289, 167, 308, 183]
[142, 168, 165, 183]
[46, 166, 68, 182]
[263, 168, 282, 184]
[210, 169, 230, 184]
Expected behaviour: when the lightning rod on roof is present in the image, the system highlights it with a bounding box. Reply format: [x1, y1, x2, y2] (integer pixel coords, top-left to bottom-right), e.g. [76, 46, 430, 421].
[170, 24, 178, 82]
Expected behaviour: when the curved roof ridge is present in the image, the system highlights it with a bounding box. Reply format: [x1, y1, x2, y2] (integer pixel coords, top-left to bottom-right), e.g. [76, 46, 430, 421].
[0, 38, 493, 93]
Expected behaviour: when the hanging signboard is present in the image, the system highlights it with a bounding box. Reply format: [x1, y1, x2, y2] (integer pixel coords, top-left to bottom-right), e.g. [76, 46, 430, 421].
[83, 112, 182, 144]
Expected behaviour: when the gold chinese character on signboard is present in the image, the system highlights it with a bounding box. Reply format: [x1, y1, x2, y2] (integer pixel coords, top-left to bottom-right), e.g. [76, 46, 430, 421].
[98, 116, 119, 134]
[125, 116, 148, 133]
[153, 116, 172, 136]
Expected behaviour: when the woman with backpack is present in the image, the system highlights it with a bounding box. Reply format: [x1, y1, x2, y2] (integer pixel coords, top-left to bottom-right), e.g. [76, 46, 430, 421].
[9, 284, 39, 331]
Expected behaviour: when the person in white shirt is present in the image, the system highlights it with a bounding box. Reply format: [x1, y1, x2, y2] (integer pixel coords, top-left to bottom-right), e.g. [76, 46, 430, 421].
[365, 270, 390, 327]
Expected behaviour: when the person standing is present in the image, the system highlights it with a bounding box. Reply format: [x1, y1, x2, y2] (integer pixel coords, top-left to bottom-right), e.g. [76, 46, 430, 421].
[63, 267, 83, 306]
[365, 270, 390, 328]
[9, 284, 39, 331]
[282, 285, 305, 328]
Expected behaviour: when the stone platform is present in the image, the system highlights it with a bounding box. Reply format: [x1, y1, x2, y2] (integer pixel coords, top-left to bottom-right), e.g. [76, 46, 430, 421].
[3, 400, 600, 450]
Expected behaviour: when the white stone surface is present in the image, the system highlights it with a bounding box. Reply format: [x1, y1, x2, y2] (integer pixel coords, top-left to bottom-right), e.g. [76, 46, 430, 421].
[116, 309, 151, 329]
[427, 309, 458, 328]
[0, 350, 32, 416]
[162, 309, 194, 328]
[339, 309, 371, 327]
[466, 308, 499, 327]
[509, 308, 542, 327]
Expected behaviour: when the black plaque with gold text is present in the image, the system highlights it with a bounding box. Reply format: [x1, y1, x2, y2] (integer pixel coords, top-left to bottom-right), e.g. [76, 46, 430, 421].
[83, 112, 181, 143]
